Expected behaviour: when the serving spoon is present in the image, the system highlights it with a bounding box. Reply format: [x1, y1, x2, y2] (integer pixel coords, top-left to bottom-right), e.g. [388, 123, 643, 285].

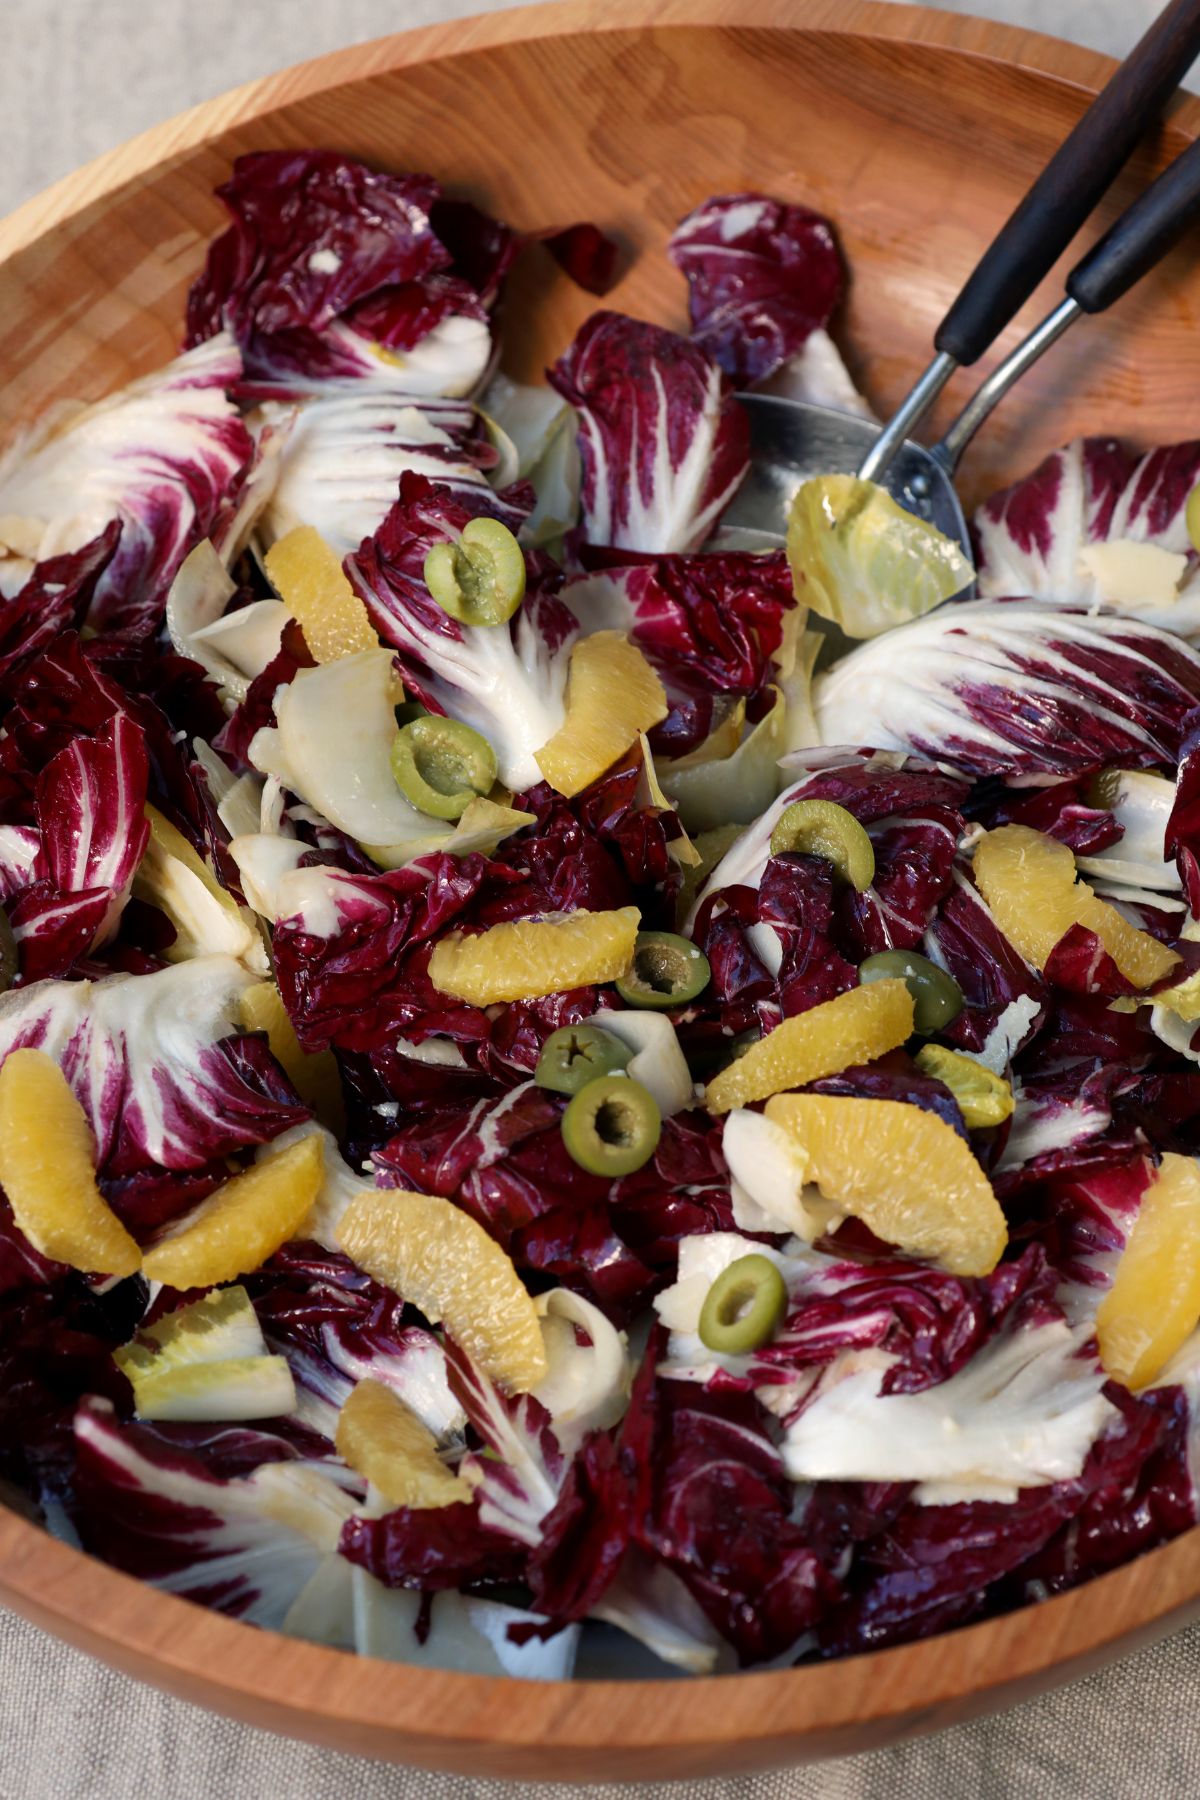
[725, 0, 1200, 580]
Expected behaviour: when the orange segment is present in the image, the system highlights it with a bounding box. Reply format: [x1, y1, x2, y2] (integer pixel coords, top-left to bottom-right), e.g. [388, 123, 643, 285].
[336, 1377, 470, 1509]
[142, 1133, 324, 1290]
[1097, 1154, 1200, 1388]
[337, 1188, 547, 1392]
[265, 525, 378, 662]
[705, 979, 914, 1116]
[765, 1093, 1007, 1276]
[428, 905, 640, 1005]
[239, 980, 345, 1135]
[973, 823, 1178, 988]
[535, 632, 667, 798]
[0, 1049, 141, 1277]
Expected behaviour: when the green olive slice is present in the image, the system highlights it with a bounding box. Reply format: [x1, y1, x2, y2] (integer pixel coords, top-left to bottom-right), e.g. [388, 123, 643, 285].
[858, 948, 963, 1035]
[535, 1024, 633, 1097]
[769, 798, 876, 891]
[423, 517, 526, 627]
[561, 1073, 661, 1177]
[698, 1254, 788, 1355]
[615, 931, 711, 1010]
[390, 716, 498, 821]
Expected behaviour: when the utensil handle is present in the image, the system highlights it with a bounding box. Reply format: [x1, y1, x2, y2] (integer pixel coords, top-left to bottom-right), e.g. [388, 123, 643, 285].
[933, 127, 1200, 472]
[934, 0, 1200, 365]
[1067, 135, 1200, 310]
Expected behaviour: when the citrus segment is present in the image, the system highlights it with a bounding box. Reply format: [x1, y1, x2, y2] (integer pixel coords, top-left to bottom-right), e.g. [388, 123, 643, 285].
[535, 632, 667, 798]
[265, 524, 378, 661]
[337, 1189, 547, 1392]
[239, 980, 345, 1134]
[973, 823, 1178, 988]
[915, 1044, 1015, 1128]
[705, 979, 914, 1116]
[0, 1049, 140, 1277]
[142, 1133, 325, 1289]
[765, 1093, 1007, 1276]
[1097, 1154, 1200, 1388]
[336, 1377, 470, 1508]
[428, 906, 640, 1005]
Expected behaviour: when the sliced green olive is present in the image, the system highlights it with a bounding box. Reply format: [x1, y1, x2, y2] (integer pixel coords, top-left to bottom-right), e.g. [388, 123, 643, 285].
[0, 906, 17, 994]
[769, 798, 875, 891]
[859, 948, 963, 1035]
[561, 1074, 661, 1177]
[698, 1254, 787, 1355]
[423, 517, 526, 627]
[535, 1024, 633, 1097]
[390, 716, 497, 821]
[616, 930, 711, 1010]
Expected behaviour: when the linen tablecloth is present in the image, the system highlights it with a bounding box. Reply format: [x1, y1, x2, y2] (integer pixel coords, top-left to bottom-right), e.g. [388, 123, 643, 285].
[0, 2, 1196, 1795]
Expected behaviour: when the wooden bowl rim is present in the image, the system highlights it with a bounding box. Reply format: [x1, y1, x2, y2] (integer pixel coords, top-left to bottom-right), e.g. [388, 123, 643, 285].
[3, 0, 1200, 1763]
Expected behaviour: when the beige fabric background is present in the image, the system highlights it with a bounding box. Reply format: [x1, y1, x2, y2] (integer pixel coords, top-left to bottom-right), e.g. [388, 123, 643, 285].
[0, 2, 1197, 1796]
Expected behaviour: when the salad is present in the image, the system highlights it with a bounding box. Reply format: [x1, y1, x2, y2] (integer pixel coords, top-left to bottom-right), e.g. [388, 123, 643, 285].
[2, 149, 1200, 1682]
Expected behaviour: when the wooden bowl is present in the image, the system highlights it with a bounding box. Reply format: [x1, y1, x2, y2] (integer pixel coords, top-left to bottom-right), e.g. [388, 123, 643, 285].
[3, 0, 1200, 1777]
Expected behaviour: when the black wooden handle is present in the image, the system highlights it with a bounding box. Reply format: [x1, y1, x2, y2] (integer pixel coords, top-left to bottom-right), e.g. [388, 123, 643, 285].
[1067, 136, 1200, 311]
[935, 0, 1200, 364]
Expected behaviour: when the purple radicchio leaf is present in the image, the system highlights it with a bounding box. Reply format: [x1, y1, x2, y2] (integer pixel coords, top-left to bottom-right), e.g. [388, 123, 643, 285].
[0, 956, 307, 1175]
[346, 473, 570, 791]
[815, 1385, 1190, 1656]
[13, 711, 151, 977]
[751, 1242, 1057, 1397]
[813, 599, 1200, 777]
[444, 1335, 567, 1548]
[973, 436, 1200, 627]
[71, 1396, 356, 1625]
[619, 1329, 837, 1664]
[536, 221, 621, 295]
[264, 392, 509, 559]
[563, 549, 795, 701]
[0, 1267, 143, 1502]
[245, 1242, 462, 1445]
[547, 311, 750, 555]
[0, 338, 253, 639]
[1166, 708, 1200, 912]
[668, 191, 844, 385]
[0, 523, 122, 696]
[185, 152, 468, 395]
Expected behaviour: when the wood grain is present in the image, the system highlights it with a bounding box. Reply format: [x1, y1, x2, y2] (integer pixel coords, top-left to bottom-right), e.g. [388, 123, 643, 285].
[2, 0, 1200, 1775]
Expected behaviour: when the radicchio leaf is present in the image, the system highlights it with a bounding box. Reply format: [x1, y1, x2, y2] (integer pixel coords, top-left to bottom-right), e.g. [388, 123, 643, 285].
[184, 152, 488, 397]
[262, 392, 505, 558]
[346, 474, 570, 790]
[72, 1396, 356, 1625]
[547, 312, 749, 554]
[814, 599, 1200, 776]
[974, 436, 1200, 629]
[0, 955, 307, 1174]
[0, 338, 253, 638]
[668, 192, 843, 385]
[445, 1336, 566, 1547]
[619, 1331, 836, 1664]
[563, 550, 795, 702]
